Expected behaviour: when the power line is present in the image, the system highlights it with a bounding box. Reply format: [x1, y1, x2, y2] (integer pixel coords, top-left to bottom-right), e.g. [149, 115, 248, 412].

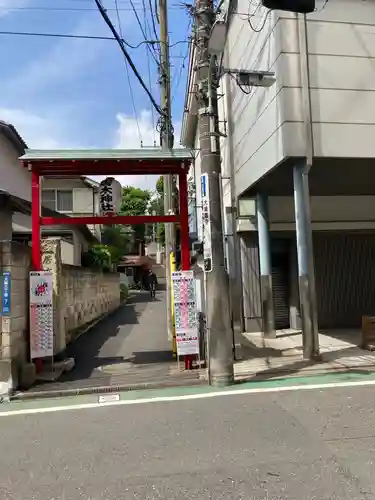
[171, 20, 191, 101]
[0, 29, 190, 48]
[94, 0, 162, 115]
[114, 0, 143, 146]
[0, 6, 183, 11]
[0, 29, 151, 48]
[128, 0, 160, 64]
[142, 0, 157, 146]
[148, 0, 160, 41]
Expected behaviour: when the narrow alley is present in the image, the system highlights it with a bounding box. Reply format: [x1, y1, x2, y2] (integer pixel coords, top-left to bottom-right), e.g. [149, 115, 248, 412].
[22, 283, 203, 396]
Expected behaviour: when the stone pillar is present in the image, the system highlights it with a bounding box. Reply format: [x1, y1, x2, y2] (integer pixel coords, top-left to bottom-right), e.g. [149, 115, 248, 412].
[256, 193, 275, 338]
[41, 239, 66, 356]
[0, 241, 35, 394]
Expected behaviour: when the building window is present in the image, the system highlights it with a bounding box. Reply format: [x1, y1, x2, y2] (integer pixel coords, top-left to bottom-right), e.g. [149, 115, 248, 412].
[42, 189, 73, 212]
[41, 190, 56, 211]
[57, 190, 73, 212]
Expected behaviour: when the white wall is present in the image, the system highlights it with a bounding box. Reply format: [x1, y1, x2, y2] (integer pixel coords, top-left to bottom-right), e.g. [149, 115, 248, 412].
[237, 195, 375, 232]
[220, 0, 375, 196]
[0, 135, 31, 201]
[42, 177, 100, 239]
[220, 3, 291, 196]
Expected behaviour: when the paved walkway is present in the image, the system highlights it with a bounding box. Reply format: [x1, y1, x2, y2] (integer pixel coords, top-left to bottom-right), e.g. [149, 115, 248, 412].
[27, 285, 203, 395]
[235, 328, 375, 380]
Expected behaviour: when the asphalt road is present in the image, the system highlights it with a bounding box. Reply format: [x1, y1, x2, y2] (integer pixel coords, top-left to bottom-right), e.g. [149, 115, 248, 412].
[2, 385, 375, 499]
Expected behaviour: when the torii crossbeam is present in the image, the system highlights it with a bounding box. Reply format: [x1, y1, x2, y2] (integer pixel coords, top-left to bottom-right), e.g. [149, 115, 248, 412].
[20, 148, 193, 271]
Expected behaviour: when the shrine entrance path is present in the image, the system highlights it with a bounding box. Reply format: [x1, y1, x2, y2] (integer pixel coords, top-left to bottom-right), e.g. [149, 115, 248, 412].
[26, 280, 204, 396]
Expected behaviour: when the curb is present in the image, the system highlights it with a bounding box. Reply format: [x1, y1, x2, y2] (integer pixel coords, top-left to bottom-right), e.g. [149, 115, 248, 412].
[10, 376, 208, 402]
[235, 364, 375, 382]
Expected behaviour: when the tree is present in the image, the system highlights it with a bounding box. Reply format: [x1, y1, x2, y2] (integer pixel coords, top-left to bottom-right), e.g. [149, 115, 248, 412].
[101, 225, 131, 263]
[120, 186, 151, 252]
[121, 186, 151, 216]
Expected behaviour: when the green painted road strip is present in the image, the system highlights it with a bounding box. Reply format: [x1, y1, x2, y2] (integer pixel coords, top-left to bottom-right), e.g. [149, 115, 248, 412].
[2, 370, 375, 415]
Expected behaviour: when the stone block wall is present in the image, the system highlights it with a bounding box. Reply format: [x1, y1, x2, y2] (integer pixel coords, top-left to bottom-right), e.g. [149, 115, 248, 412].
[61, 265, 120, 345]
[0, 241, 31, 393]
[42, 239, 120, 351]
[0, 238, 120, 395]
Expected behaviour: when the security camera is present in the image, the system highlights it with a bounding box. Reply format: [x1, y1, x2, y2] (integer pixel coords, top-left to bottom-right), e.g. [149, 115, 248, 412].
[236, 71, 276, 88]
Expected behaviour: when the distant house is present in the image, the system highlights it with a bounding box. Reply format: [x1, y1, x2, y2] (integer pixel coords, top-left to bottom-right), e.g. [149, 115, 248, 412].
[0, 120, 99, 266]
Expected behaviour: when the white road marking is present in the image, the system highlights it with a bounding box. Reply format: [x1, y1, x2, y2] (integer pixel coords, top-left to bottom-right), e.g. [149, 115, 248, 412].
[2, 378, 375, 417]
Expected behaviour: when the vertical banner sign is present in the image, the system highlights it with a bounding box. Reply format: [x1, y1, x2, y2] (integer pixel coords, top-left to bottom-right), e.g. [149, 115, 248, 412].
[99, 177, 122, 215]
[30, 271, 54, 359]
[201, 173, 212, 272]
[172, 271, 199, 356]
[1, 271, 11, 315]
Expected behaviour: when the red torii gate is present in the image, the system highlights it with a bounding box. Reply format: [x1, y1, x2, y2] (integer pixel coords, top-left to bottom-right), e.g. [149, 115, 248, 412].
[20, 148, 192, 271]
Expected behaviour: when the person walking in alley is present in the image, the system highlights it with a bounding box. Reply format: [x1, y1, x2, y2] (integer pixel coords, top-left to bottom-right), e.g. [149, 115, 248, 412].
[147, 268, 157, 299]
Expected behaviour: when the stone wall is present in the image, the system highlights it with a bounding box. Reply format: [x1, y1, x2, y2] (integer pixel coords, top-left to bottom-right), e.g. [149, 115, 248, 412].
[0, 241, 31, 395]
[61, 265, 120, 345]
[41, 239, 120, 352]
[0, 239, 120, 396]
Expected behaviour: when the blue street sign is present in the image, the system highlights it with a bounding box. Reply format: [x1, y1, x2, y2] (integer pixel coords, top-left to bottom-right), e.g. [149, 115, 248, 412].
[201, 174, 207, 198]
[1, 271, 11, 315]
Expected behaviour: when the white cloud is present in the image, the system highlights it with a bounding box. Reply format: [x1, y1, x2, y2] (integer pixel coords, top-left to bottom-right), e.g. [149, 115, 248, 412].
[101, 110, 182, 190]
[0, 107, 69, 149]
[0, 105, 181, 192]
[115, 110, 158, 149]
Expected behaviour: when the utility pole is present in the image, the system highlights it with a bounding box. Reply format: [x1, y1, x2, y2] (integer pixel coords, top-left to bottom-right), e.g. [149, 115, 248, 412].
[195, 0, 234, 386]
[159, 0, 175, 342]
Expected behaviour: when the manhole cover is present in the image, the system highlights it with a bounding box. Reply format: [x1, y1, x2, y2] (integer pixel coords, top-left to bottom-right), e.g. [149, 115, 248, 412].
[98, 362, 135, 374]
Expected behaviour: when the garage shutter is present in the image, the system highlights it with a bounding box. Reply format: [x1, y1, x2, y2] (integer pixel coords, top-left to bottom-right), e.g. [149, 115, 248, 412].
[314, 233, 375, 328]
[272, 257, 290, 329]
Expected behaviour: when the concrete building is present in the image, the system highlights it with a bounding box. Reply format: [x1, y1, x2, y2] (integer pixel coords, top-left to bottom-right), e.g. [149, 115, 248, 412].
[181, 0, 375, 337]
[0, 121, 99, 266]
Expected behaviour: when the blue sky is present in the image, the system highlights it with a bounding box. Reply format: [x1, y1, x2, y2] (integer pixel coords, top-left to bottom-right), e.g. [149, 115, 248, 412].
[0, 0, 191, 189]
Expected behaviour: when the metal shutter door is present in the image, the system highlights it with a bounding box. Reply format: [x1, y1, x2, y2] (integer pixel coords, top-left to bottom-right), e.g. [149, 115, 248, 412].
[314, 233, 375, 328]
[272, 260, 290, 329]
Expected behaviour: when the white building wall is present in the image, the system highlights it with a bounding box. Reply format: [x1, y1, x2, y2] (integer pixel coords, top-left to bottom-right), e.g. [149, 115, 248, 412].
[0, 135, 31, 201]
[237, 195, 375, 232]
[219, 0, 375, 196]
[42, 178, 100, 239]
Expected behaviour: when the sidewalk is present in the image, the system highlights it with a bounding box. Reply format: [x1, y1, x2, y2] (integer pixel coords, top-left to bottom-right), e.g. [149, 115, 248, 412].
[234, 328, 375, 381]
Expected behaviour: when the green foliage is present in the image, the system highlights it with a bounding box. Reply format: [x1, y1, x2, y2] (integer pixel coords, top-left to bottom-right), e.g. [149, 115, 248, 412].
[101, 225, 130, 263]
[120, 283, 129, 302]
[121, 186, 151, 216]
[156, 176, 163, 197]
[83, 244, 112, 271]
[120, 186, 152, 245]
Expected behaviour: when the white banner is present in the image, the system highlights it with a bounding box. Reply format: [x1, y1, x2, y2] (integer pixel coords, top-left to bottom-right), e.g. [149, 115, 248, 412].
[201, 173, 212, 272]
[172, 271, 199, 356]
[30, 271, 54, 359]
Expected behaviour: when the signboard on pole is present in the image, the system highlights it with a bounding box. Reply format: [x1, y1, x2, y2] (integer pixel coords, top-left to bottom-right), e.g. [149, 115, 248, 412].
[99, 177, 122, 215]
[201, 173, 212, 272]
[171, 271, 199, 356]
[1, 271, 11, 315]
[30, 271, 54, 359]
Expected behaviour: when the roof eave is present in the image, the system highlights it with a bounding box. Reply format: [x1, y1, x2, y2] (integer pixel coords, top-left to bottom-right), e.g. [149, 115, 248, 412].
[0, 122, 28, 155]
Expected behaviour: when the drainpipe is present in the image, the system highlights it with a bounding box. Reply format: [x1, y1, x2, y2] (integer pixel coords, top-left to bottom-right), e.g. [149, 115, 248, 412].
[295, 13, 319, 358]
